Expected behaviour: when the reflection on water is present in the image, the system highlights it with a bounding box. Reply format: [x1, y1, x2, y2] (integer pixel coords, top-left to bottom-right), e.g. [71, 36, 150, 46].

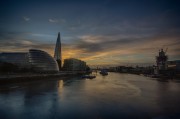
[58, 80, 63, 93]
[0, 73, 180, 119]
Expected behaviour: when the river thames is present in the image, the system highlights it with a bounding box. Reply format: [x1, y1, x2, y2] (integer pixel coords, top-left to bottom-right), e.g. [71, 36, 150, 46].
[0, 72, 180, 119]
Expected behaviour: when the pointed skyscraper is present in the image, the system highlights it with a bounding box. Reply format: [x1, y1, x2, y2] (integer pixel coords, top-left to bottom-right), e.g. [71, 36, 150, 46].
[54, 32, 62, 70]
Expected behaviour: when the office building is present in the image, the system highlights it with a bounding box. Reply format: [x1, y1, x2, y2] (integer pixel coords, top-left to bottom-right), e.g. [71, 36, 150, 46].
[0, 52, 30, 68]
[54, 32, 62, 70]
[63, 58, 87, 71]
[29, 49, 59, 72]
[0, 49, 59, 72]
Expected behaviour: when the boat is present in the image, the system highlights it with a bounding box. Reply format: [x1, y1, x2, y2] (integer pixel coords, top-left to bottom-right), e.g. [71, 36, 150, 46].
[81, 75, 96, 79]
[100, 69, 108, 75]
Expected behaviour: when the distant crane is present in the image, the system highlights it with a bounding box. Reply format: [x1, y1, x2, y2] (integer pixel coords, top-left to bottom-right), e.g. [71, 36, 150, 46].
[164, 47, 168, 54]
[156, 47, 168, 70]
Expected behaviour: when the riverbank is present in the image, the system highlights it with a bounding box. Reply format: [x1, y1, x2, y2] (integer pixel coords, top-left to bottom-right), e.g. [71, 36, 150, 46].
[107, 71, 180, 80]
[0, 71, 85, 84]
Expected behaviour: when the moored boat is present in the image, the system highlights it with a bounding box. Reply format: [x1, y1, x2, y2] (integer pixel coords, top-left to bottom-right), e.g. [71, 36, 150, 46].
[81, 75, 96, 79]
[100, 69, 108, 75]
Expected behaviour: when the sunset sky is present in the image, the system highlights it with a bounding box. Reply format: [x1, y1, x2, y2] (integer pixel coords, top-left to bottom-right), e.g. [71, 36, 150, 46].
[0, 0, 180, 66]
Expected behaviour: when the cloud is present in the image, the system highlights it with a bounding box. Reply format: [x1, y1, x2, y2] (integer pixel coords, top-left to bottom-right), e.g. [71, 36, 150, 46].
[23, 16, 30, 21]
[63, 30, 180, 65]
[48, 18, 66, 24]
[21, 40, 33, 45]
[0, 31, 54, 53]
[31, 33, 55, 38]
[48, 18, 59, 23]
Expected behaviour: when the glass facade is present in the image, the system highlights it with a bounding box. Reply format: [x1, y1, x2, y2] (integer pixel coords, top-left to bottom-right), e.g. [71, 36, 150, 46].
[0, 49, 59, 72]
[29, 49, 59, 72]
[54, 32, 62, 70]
[0, 52, 29, 68]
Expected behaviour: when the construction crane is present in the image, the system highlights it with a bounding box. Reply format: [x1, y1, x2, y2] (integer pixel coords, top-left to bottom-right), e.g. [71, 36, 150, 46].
[164, 47, 168, 54]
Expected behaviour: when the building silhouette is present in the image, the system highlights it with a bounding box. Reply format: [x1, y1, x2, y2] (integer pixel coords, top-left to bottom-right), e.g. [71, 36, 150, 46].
[63, 58, 87, 71]
[29, 49, 59, 72]
[156, 49, 168, 70]
[54, 32, 62, 70]
[0, 49, 59, 73]
[0, 52, 30, 69]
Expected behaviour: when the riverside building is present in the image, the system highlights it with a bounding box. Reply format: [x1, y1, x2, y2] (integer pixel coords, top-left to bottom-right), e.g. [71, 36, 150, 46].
[63, 58, 87, 71]
[0, 49, 59, 73]
[54, 32, 62, 70]
[0, 52, 30, 69]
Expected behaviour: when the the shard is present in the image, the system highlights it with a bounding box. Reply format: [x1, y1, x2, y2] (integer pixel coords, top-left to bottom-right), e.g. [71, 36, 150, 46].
[54, 32, 62, 70]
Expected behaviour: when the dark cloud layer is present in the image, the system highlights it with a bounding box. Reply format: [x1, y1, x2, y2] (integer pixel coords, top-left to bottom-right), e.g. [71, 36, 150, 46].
[0, 0, 180, 65]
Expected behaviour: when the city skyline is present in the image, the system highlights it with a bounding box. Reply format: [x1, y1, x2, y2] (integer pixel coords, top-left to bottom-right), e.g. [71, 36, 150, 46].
[0, 0, 180, 66]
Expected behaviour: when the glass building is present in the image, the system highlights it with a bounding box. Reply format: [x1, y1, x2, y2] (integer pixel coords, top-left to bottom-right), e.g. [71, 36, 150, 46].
[0, 52, 30, 68]
[0, 49, 59, 72]
[29, 49, 59, 72]
[54, 32, 62, 70]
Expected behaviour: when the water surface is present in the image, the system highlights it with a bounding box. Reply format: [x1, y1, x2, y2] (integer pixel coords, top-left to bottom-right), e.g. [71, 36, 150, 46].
[0, 73, 180, 119]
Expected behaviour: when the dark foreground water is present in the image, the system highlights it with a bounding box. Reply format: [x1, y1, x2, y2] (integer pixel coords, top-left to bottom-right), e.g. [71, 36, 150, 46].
[0, 73, 180, 119]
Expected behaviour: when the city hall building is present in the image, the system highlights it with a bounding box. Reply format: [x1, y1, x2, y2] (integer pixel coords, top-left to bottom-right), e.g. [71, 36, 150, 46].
[0, 49, 59, 72]
[0, 32, 62, 73]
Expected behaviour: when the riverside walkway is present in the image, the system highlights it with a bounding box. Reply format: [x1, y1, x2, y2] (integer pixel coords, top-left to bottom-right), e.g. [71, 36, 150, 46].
[0, 71, 86, 83]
